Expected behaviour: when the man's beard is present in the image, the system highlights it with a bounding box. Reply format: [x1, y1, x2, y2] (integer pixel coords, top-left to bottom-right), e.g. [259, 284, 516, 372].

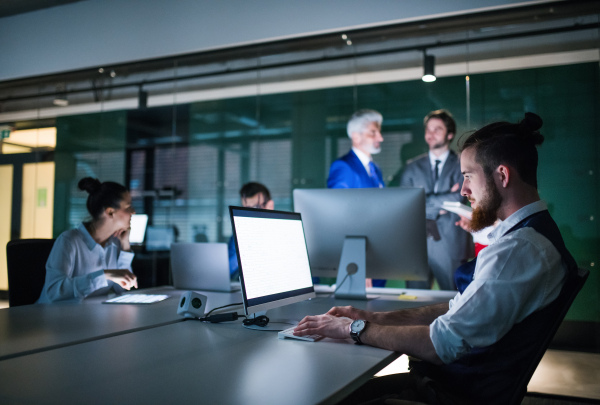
[470, 178, 503, 232]
[368, 145, 382, 155]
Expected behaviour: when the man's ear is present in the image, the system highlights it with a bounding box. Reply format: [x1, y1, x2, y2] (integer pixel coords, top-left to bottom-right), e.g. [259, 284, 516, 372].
[496, 165, 510, 188]
[265, 200, 275, 210]
[447, 132, 454, 142]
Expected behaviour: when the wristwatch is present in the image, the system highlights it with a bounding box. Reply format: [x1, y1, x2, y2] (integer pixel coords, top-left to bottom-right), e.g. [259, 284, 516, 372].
[350, 319, 368, 345]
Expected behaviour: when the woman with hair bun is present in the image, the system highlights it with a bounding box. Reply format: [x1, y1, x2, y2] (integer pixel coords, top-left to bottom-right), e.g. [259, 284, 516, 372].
[37, 177, 138, 303]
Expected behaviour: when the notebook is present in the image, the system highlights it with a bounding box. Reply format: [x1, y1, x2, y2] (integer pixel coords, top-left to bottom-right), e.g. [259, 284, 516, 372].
[170, 242, 240, 292]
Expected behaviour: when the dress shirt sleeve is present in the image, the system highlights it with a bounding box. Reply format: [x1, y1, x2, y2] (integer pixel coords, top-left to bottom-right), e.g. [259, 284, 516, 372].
[430, 228, 564, 363]
[43, 233, 108, 302]
[117, 250, 134, 271]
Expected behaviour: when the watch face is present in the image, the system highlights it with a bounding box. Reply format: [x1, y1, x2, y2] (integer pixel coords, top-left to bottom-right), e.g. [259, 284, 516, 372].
[351, 319, 366, 333]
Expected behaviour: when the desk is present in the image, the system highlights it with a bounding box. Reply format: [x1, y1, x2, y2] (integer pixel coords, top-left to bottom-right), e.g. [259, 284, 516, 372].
[0, 288, 454, 405]
[0, 288, 242, 361]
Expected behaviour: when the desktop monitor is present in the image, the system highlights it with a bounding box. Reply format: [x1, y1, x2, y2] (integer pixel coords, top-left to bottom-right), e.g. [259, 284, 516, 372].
[145, 226, 176, 251]
[129, 214, 148, 245]
[229, 206, 316, 324]
[293, 187, 428, 299]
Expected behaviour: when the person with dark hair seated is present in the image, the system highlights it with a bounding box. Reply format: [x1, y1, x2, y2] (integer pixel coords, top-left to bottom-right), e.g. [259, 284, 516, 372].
[228, 182, 274, 281]
[37, 177, 138, 303]
[293, 113, 578, 404]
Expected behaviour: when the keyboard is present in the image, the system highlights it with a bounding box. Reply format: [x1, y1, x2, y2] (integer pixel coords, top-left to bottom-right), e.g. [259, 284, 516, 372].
[278, 326, 323, 342]
[103, 294, 170, 304]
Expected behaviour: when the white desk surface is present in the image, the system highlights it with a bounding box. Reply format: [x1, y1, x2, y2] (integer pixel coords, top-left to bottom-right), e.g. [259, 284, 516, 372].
[0, 287, 454, 405]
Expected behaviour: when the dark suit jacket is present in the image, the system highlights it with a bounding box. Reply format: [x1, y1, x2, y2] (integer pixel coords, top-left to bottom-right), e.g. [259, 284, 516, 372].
[400, 151, 473, 263]
[327, 150, 384, 189]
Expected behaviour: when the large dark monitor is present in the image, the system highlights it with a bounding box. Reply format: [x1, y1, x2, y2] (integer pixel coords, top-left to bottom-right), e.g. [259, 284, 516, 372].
[293, 187, 428, 299]
[229, 206, 316, 328]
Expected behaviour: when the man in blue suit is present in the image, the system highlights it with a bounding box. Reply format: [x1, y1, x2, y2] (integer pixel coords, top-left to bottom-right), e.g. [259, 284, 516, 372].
[327, 109, 385, 189]
[327, 109, 386, 287]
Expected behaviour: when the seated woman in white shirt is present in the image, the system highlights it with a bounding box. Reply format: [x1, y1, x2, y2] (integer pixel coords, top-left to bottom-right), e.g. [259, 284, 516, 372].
[37, 177, 138, 303]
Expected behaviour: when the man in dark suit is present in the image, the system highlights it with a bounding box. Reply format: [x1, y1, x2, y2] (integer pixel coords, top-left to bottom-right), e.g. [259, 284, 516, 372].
[400, 109, 473, 290]
[327, 109, 384, 189]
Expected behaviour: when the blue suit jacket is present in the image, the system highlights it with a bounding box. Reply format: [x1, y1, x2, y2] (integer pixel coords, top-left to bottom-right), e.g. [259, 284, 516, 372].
[327, 150, 385, 287]
[327, 150, 384, 189]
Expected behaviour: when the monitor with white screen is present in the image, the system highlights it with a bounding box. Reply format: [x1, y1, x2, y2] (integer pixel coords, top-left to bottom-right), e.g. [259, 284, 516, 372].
[129, 214, 148, 245]
[229, 206, 316, 328]
[293, 187, 428, 299]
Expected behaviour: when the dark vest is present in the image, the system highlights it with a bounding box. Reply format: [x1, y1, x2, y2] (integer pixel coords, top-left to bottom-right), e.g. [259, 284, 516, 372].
[411, 210, 577, 405]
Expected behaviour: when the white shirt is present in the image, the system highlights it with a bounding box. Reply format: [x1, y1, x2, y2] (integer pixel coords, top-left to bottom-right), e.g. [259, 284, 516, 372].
[352, 147, 373, 175]
[37, 223, 135, 303]
[429, 150, 449, 193]
[430, 200, 567, 364]
[428, 149, 450, 175]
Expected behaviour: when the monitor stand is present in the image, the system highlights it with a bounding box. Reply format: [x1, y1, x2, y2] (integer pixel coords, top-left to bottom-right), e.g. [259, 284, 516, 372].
[334, 236, 368, 300]
[243, 311, 298, 331]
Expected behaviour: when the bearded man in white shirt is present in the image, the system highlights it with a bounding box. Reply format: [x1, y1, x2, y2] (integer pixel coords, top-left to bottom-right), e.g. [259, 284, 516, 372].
[293, 112, 577, 404]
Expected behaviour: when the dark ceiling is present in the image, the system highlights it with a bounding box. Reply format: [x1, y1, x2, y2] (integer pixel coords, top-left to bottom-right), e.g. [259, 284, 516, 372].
[0, 0, 84, 18]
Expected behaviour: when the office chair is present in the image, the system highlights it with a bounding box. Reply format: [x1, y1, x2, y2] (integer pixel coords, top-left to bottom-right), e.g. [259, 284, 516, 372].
[382, 267, 589, 405]
[506, 267, 589, 404]
[6, 238, 55, 307]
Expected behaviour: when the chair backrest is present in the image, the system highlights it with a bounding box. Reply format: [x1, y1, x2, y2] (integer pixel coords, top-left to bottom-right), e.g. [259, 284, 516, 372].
[6, 238, 55, 307]
[508, 267, 589, 404]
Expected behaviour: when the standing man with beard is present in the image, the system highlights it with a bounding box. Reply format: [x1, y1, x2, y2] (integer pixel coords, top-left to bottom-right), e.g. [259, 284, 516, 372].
[327, 109, 385, 189]
[327, 109, 385, 287]
[400, 109, 473, 290]
[294, 113, 577, 404]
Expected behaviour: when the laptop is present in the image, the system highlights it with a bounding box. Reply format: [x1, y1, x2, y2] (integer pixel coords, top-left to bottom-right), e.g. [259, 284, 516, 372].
[170, 242, 240, 292]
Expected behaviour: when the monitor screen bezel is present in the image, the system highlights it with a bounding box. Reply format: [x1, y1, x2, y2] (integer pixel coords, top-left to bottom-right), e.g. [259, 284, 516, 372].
[229, 206, 316, 316]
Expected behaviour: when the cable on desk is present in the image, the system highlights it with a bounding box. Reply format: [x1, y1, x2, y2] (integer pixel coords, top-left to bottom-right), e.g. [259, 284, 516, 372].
[195, 302, 244, 323]
[242, 315, 270, 327]
[204, 302, 243, 317]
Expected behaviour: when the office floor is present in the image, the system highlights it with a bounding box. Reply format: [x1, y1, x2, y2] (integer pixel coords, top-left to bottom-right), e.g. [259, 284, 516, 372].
[0, 298, 597, 404]
[376, 350, 600, 404]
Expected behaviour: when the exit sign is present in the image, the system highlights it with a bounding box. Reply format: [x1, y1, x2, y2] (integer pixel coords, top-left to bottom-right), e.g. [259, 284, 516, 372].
[0, 125, 11, 139]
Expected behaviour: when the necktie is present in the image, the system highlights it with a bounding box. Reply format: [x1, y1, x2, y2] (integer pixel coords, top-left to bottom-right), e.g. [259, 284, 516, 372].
[433, 159, 441, 193]
[368, 161, 382, 187]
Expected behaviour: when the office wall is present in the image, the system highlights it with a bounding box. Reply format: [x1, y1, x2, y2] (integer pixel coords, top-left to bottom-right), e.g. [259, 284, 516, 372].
[0, 165, 13, 290]
[51, 61, 599, 325]
[0, 0, 550, 81]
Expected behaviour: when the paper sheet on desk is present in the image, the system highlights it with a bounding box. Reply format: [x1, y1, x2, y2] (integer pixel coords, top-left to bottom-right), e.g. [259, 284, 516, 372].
[441, 201, 472, 220]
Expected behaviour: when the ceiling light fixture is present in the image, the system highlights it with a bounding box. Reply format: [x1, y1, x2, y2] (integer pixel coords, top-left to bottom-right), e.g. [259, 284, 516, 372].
[422, 52, 436, 83]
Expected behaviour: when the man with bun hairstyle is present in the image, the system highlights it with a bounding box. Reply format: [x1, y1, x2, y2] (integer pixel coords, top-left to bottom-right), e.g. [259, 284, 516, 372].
[294, 113, 577, 404]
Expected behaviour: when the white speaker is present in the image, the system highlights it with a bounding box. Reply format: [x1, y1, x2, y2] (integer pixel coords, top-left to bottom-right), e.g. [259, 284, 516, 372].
[177, 291, 208, 318]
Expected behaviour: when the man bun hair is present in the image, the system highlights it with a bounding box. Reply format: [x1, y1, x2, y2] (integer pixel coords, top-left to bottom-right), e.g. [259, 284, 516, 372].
[459, 112, 544, 188]
[517, 112, 544, 146]
[78, 177, 128, 221]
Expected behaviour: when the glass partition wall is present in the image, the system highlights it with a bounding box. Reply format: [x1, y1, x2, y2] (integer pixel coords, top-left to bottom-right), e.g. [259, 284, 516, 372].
[0, 2, 598, 333]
